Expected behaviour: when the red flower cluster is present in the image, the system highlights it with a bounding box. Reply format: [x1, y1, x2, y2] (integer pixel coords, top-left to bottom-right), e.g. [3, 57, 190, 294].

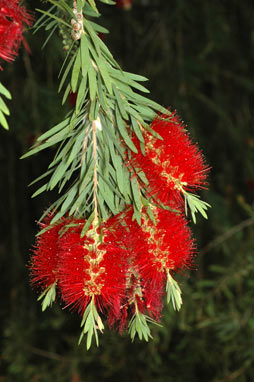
[0, 0, 33, 65]
[132, 112, 209, 207]
[108, 207, 194, 330]
[58, 217, 127, 318]
[29, 112, 209, 346]
[30, 214, 129, 320]
[30, 206, 193, 336]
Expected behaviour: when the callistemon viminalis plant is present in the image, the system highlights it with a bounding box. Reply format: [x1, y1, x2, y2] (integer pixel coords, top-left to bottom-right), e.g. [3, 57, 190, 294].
[23, 0, 211, 350]
[0, 0, 33, 129]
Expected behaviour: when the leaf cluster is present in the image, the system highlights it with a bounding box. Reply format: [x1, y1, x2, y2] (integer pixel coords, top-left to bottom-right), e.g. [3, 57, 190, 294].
[23, 0, 171, 228]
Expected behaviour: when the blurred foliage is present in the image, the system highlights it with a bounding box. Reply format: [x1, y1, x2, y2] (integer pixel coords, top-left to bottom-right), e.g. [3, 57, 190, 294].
[0, 0, 254, 381]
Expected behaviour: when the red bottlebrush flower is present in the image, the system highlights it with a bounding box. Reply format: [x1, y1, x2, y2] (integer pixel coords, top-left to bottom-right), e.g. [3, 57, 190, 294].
[108, 267, 163, 331]
[127, 208, 194, 278]
[58, 217, 128, 316]
[108, 205, 193, 330]
[29, 214, 67, 290]
[120, 206, 194, 300]
[116, 0, 133, 10]
[107, 208, 165, 331]
[132, 112, 209, 207]
[140, 208, 194, 275]
[0, 0, 33, 65]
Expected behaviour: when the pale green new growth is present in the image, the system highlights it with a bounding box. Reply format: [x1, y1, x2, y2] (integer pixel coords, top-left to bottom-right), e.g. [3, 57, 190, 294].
[79, 298, 104, 350]
[128, 303, 161, 342]
[166, 272, 182, 311]
[184, 191, 211, 224]
[0, 82, 12, 130]
[37, 282, 57, 311]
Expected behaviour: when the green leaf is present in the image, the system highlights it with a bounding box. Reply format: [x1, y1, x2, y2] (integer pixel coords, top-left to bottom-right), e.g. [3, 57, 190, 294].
[113, 86, 129, 120]
[89, 21, 109, 34]
[130, 116, 144, 143]
[132, 104, 156, 121]
[85, 20, 101, 55]
[87, 0, 98, 13]
[124, 71, 149, 82]
[97, 76, 108, 111]
[32, 184, 47, 198]
[79, 299, 104, 350]
[0, 83, 11, 99]
[136, 170, 149, 186]
[0, 109, 9, 130]
[61, 186, 77, 213]
[69, 183, 93, 216]
[83, 2, 100, 17]
[98, 177, 116, 214]
[50, 210, 66, 226]
[131, 176, 142, 211]
[97, 193, 109, 220]
[59, 52, 77, 93]
[29, 168, 55, 186]
[37, 118, 70, 142]
[110, 67, 150, 93]
[115, 108, 137, 153]
[184, 192, 211, 223]
[62, 83, 71, 105]
[81, 212, 95, 237]
[58, 42, 75, 79]
[42, 24, 58, 49]
[76, 76, 88, 113]
[71, 49, 81, 93]
[33, 5, 56, 32]
[88, 66, 97, 102]
[97, 59, 112, 94]
[37, 282, 57, 311]
[48, 160, 70, 190]
[35, 9, 71, 28]
[67, 129, 86, 165]
[166, 272, 182, 311]
[77, 0, 84, 12]
[99, 0, 116, 4]
[47, 0, 75, 18]
[114, 155, 124, 194]
[80, 34, 90, 77]
[88, 98, 98, 121]
[128, 310, 154, 342]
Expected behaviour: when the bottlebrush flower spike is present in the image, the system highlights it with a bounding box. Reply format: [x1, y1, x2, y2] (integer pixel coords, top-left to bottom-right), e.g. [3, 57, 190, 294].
[138, 207, 194, 310]
[120, 206, 194, 310]
[57, 217, 128, 348]
[0, 0, 33, 64]
[132, 112, 209, 213]
[29, 213, 67, 311]
[108, 263, 164, 333]
[138, 207, 194, 273]
[108, 205, 193, 335]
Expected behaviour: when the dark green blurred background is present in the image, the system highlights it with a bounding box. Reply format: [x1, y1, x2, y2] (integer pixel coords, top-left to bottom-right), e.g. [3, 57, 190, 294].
[0, 1, 254, 381]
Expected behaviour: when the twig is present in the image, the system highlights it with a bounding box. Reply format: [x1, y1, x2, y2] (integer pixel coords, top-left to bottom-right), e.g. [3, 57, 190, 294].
[81, 128, 89, 164]
[200, 216, 254, 256]
[213, 358, 253, 382]
[25, 344, 68, 362]
[92, 119, 98, 224]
